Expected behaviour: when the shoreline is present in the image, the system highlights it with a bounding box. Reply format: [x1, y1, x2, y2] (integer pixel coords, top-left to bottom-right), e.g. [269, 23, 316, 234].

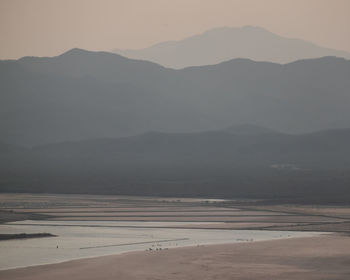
[1, 233, 349, 280]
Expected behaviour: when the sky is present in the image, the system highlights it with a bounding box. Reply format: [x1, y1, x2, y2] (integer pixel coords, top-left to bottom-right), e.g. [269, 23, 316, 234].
[1, 0, 350, 59]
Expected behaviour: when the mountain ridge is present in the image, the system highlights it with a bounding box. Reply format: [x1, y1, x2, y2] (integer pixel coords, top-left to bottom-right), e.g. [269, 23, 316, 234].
[1, 49, 350, 146]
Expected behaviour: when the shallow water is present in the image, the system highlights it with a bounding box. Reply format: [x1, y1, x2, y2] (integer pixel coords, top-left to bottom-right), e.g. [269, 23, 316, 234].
[0, 220, 321, 270]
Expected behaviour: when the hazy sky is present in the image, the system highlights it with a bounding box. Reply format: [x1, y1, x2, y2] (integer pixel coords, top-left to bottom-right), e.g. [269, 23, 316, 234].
[1, 0, 350, 59]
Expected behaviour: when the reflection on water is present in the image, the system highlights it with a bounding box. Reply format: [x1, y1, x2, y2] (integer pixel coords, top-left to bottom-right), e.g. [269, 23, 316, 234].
[0, 220, 320, 270]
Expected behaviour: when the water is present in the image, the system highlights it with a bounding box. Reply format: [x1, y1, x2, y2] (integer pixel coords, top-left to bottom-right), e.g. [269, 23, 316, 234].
[0, 220, 321, 270]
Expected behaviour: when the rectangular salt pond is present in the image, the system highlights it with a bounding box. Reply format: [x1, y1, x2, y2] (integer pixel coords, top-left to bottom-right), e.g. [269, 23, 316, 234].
[0, 220, 322, 270]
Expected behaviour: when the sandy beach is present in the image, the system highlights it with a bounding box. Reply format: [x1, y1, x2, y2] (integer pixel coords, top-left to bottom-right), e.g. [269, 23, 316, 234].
[1, 234, 349, 280]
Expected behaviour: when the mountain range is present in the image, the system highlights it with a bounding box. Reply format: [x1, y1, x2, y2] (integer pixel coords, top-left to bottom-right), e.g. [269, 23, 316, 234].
[1, 43, 350, 201]
[114, 26, 350, 69]
[1, 49, 350, 146]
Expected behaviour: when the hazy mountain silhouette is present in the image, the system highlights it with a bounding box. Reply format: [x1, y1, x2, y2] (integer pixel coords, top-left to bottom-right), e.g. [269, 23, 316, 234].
[114, 26, 350, 69]
[222, 124, 279, 135]
[1, 49, 350, 146]
[1, 127, 350, 201]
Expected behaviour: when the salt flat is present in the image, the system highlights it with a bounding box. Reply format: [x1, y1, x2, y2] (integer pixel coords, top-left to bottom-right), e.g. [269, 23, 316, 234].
[1, 234, 349, 280]
[0, 220, 320, 270]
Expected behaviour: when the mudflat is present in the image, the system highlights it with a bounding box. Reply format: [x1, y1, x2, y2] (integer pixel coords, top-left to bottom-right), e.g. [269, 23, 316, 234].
[1, 234, 349, 280]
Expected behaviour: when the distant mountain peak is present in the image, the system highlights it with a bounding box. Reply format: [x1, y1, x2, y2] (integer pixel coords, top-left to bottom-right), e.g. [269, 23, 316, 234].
[204, 25, 271, 34]
[114, 26, 350, 69]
